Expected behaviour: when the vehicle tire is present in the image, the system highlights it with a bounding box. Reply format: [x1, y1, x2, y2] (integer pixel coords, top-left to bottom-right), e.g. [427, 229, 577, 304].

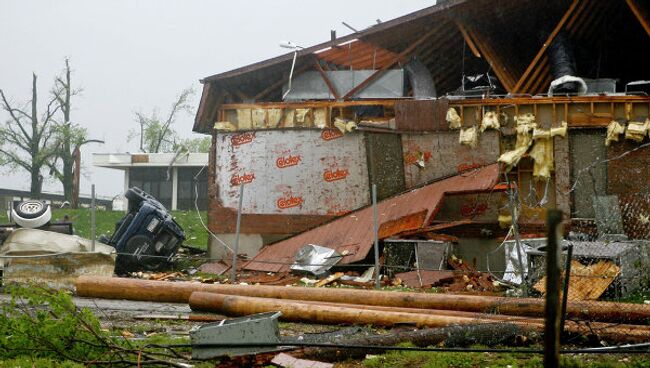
[114, 234, 167, 274]
[11, 200, 52, 228]
[125, 187, 146, 204]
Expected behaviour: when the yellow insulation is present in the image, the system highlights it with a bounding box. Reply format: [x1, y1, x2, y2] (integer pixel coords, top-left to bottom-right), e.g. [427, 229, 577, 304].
[446, 108, 462, 130]
[459, 126, 478, 148]
[625, 119, 649, 142]
[480, 111, 501, 132]
[605, 120, 626, 146]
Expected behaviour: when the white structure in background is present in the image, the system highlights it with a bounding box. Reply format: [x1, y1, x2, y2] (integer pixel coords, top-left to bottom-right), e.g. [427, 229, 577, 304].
[92, 153, 209, 211]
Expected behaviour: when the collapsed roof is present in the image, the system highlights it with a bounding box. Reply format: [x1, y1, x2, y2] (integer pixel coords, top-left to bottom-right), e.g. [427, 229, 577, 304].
[194, 0, 650, 133]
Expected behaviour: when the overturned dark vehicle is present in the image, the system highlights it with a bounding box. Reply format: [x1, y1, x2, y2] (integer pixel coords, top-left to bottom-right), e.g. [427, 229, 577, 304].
[101, 187, 185, 275]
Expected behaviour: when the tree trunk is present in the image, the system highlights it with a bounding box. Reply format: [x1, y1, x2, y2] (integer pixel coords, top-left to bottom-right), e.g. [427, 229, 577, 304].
[30, 167, 41, 197]
[30, 73, 41, 197]
[294, 323, 531, 362]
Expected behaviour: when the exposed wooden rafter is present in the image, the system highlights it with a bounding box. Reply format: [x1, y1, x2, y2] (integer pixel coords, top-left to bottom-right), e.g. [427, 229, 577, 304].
[455, 20, 481, 58]
[342, 25, 440, 100]
[313, 58, 340, 100]
[461, 22, 516, 92]
[626, 0, 650, 38]
[511, 0, 581, 94]
[252, 63, 312, 101]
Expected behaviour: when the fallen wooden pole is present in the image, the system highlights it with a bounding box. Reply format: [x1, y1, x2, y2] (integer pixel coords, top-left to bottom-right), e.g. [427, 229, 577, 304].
[294, 323, 532, 362]
[188, 291, 512, 328]
[75, 276, 650, 323]
[189, 292, 650, 343]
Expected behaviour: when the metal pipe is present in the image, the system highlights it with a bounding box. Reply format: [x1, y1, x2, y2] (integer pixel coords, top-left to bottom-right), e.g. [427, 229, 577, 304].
[372, 183, 380, 289]
[91, 184, 96, 252]
[282, 51, 298, 100]
[230, 184, 245, 283]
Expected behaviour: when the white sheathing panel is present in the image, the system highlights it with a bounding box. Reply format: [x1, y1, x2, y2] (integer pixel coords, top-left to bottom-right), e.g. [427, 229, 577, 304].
[216, 130, 370, 215]
[401, 131, 501, 188]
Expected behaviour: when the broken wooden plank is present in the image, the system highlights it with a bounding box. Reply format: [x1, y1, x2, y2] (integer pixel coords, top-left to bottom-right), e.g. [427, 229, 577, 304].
[533, 260, 621, 300]
[315, 272, 344, 287]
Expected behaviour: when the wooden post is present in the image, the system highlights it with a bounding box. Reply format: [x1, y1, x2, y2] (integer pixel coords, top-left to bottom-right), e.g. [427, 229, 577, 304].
[372, 183, 380, 289]
[545, 209, 563, 368]
[561, 243, 574, 338]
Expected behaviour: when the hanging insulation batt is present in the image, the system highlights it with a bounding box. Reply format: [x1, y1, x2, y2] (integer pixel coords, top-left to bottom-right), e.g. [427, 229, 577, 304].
[459, 126, 478, 148]
[606, 120, 626, 146]
[446, 107, 461, 130]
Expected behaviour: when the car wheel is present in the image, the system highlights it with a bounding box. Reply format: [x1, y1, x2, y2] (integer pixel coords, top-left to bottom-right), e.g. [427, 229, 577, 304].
[12, 200, 52, 228]
[115, 234, 167, 274]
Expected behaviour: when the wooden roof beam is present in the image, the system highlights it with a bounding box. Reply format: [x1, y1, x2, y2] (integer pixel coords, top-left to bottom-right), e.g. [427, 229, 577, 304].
[455, 20, 481, 58]
[626, 0, 650, 38]
[313, 58, 340, 100]
[342, 24, 440, 100]
[463, 24, 515, 92]
[511, 0, 581, 94]
[252, 63, 312, 101]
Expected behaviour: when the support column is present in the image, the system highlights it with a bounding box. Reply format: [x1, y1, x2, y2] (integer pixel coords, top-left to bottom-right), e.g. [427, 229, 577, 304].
[123, 168, 130, 212]
[171, 167, 178, 211]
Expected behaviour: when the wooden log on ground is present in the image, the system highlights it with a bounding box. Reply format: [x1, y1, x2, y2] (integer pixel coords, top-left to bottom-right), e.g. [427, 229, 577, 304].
[75, 276, 650, 323]
[188, 291, 513, 328]
[188, 292, 650, 343]
[294, 323, 532, 362]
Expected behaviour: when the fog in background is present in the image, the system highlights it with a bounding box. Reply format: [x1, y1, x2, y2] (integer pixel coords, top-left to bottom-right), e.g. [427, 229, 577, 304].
[0, 0, 434, 198]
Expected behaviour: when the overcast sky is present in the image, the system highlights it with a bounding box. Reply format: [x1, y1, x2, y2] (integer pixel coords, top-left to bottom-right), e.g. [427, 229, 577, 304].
[0, 0, 434, 198]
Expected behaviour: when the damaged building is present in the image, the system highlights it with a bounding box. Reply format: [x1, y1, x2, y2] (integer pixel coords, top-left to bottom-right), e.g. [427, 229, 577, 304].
[192, 0, 650, 288]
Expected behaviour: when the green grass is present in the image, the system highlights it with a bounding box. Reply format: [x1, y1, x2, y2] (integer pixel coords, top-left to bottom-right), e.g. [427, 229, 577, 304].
[363, 347, 650, 368]
[0, 208, 209, 250]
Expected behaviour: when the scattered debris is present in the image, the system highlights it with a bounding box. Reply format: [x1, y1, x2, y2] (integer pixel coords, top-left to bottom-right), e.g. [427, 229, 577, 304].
[290, 244, 342, 277]
[533, 260, 621, 300]
[394, 270, 455, 288]
[199, 261, 231, 275]
[271, 353, 333, 368]
[314, 272, 344, 287]
[0, 229, 115, 289]
[190, 311, 283, 359]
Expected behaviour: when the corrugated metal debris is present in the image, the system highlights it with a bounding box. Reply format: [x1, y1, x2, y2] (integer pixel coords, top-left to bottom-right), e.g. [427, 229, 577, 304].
[244, 164, 500, 273]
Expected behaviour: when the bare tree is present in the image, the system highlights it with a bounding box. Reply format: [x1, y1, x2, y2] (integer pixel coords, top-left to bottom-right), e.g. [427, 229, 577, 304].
[133, 88, 195, 153]
[48, 58, 103, 207]
[0, 74, 59, 196]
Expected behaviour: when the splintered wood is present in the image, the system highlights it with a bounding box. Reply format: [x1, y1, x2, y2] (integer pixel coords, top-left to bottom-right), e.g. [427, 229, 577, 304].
[534, 260, 620, 300]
